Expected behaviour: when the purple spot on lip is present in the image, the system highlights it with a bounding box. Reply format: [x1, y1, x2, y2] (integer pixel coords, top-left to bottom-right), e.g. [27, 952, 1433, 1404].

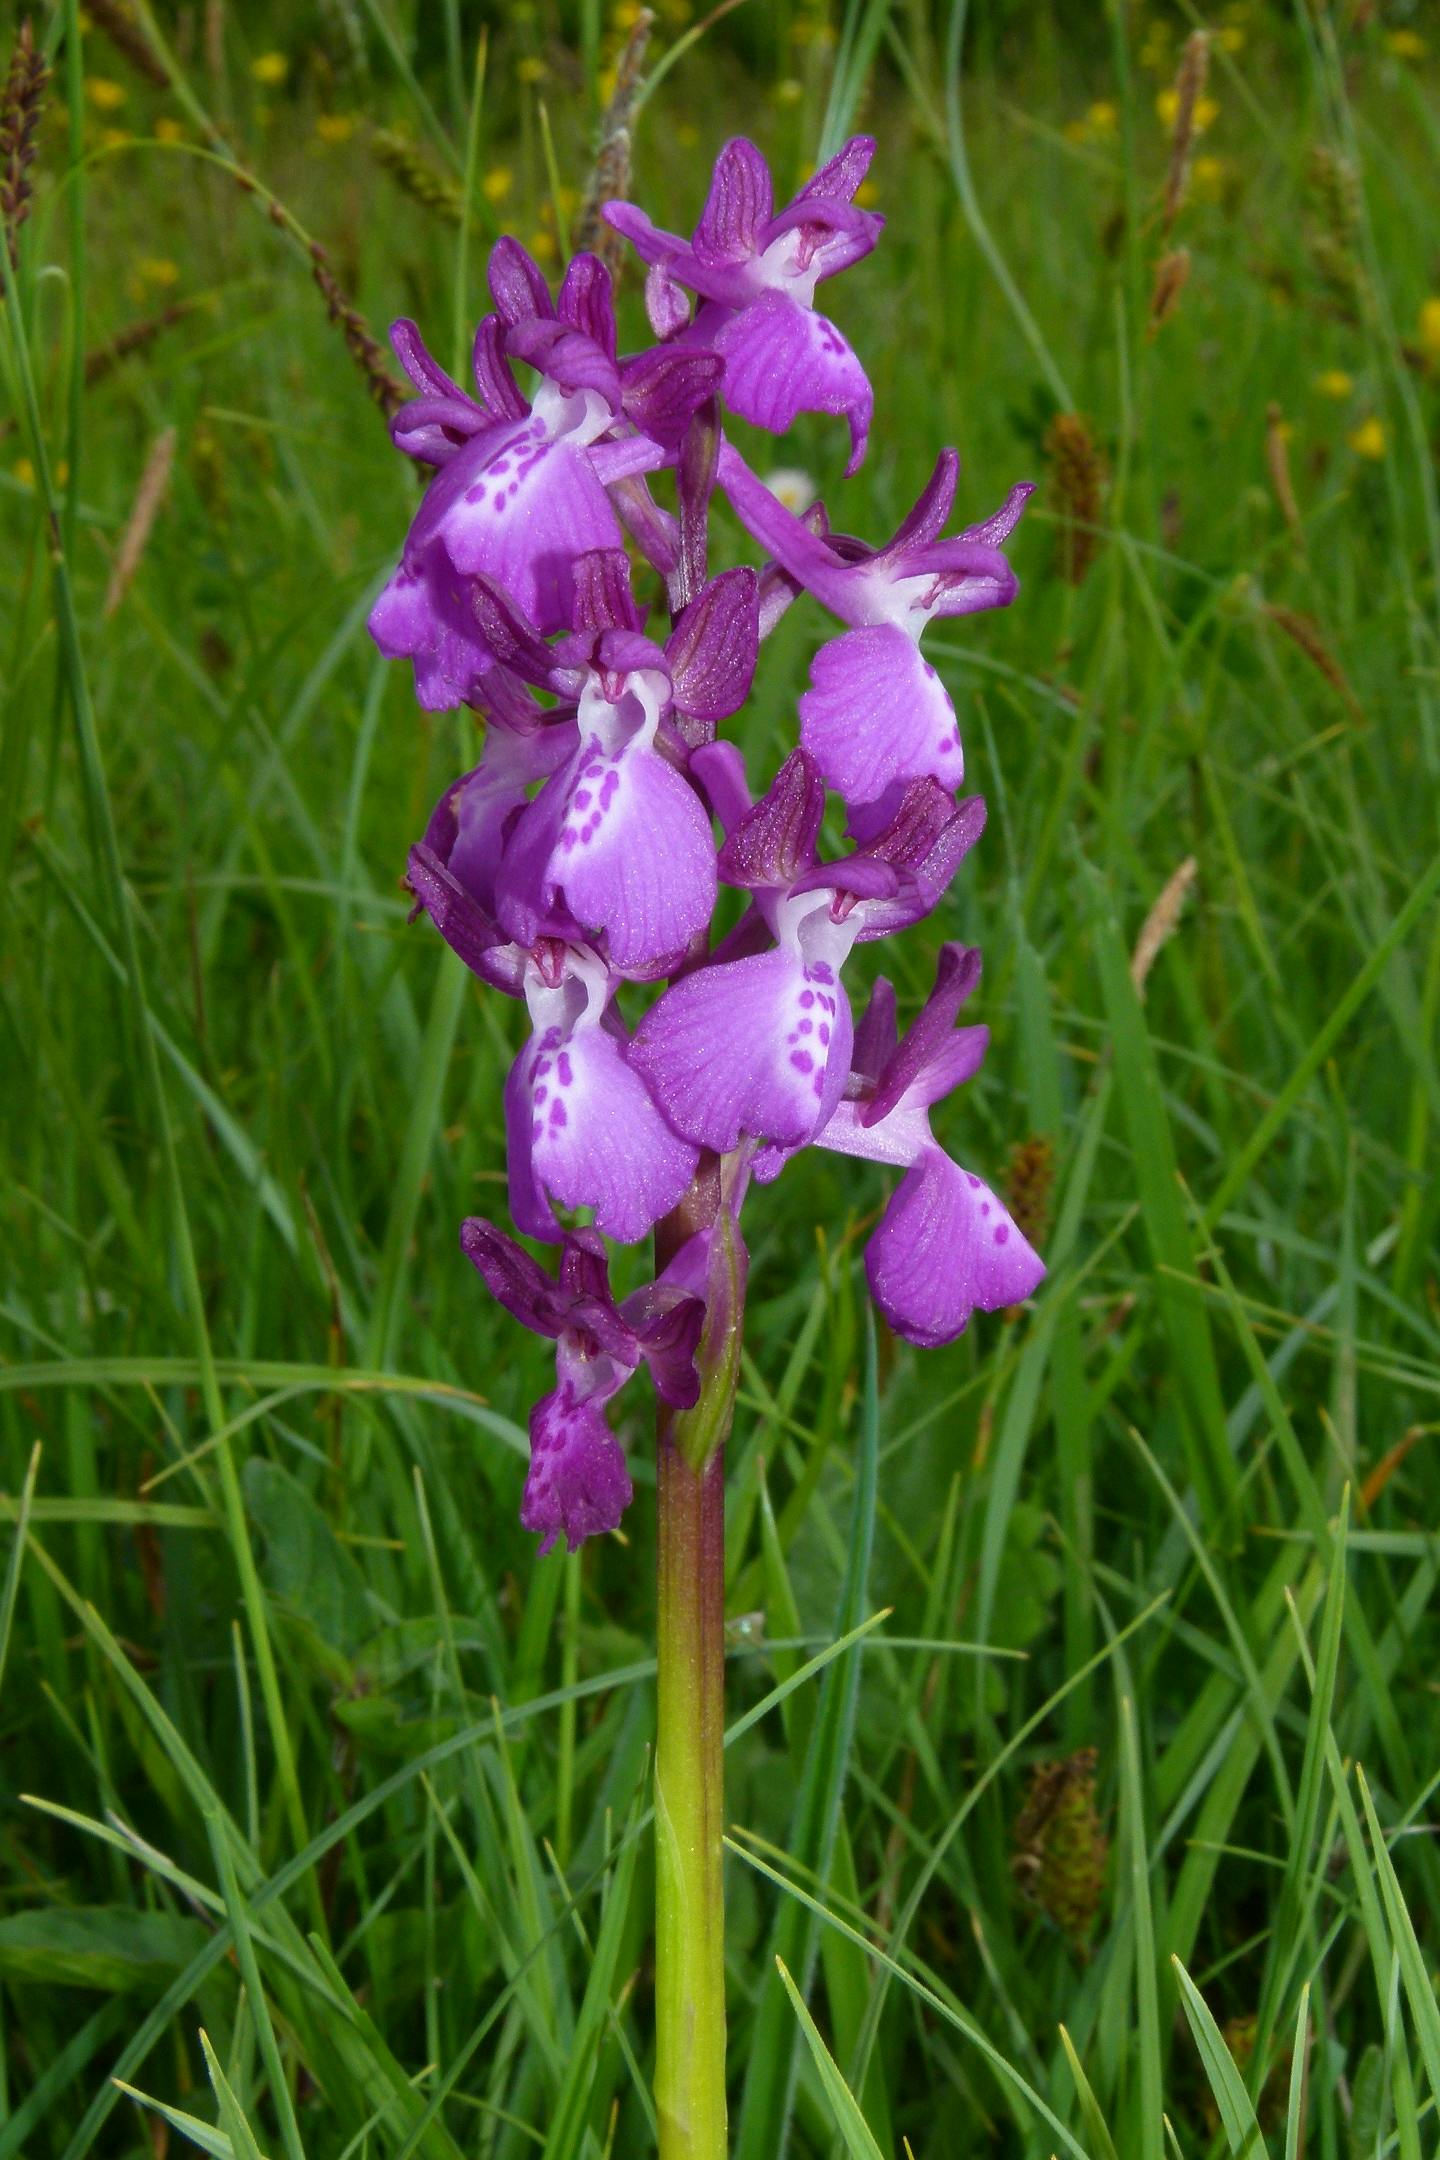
[799, 989, 815, 1009]
[531, 1119, 544, 1141]
[491, 459, 510, 477]
[967, 1173, 981, 1189]
[994, 1224, 1009, 1244]
[534, 1085, 548, 1106]
[557, 1053, 573, 1085]
[550, 1100, 568, 1128]
[535, 1059, 552, 1079]
[574, 789, 592, 809]
[790, 1050, 814, 1074]
[818, 1024, 830, 1045]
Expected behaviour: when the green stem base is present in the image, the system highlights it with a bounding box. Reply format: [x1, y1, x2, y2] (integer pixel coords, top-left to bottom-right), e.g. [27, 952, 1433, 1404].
[654, 1430, 728, 2159]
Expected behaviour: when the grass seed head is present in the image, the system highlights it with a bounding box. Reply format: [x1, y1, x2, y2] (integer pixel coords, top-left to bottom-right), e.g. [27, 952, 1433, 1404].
[1, 18, 48, 271]
[1148, 246, 1191, 336]
[105, 424, 178, 618]
[1044, 412, 1107, 585]
[83, 0, 171, 88]
[576, 7, 655, 275]
[1162, 29, 1211, 232]
[1003, 1135, 1057, 1250]
[1013, 1749, 1108, 1949]
[370, 126, 463, 226]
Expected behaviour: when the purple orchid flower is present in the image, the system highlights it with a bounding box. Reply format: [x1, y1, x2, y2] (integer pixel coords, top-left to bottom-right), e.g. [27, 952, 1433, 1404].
[815, 944, 1044, 1343]
[471, 550, 758, 976]
[717, 444, 1032, 835]
[628, 749, 983, 1169]
[461, 1219, 705, 1553]
[404, 811, 698, 1245]
[604, 137, 883, 473]
[368, 242, 722, 697]
[505, 939, 699, 1246]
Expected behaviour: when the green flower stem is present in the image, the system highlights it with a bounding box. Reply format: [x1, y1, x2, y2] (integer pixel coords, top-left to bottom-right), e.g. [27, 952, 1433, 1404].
[655, 1431, 729, 2159]
[653, 1159, 745, 2158]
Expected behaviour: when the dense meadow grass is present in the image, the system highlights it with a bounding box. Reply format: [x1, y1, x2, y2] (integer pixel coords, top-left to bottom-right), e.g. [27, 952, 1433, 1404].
[3, 0, 1439, 2152]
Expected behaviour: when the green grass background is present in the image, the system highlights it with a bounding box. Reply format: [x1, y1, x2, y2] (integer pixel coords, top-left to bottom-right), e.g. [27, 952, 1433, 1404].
[2, 0, 1439, 2152]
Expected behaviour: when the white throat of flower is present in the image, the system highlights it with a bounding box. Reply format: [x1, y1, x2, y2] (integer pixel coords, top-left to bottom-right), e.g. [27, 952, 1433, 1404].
[576, 667, 668, 760]
[752, 230, 822, 310]
[522, 942, 611, 1036]
[770, 888, 862, 975]
[530, 378, 615, 450]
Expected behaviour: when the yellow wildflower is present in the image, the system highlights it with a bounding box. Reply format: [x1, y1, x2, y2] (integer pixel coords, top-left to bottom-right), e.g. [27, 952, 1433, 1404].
[153, 116, 184, 142]
[1417, 298, 1440, 357]
[1348, 416, 1386, 459]
[1086, 100, 1118, 137]
[482, 166, 513, 204]
[138, 256, 180, 286]
[315, 113, 354, 144]
[1216, 26, 1245, 54]
[13, 457, 35, 489]
[1385, 30, 1426, 60]
[855, 179, 879, 207]
[1156, 87, 1218, 132]
[528, 228, 558, 264]
[517, 56, 545, 83]
[100, 127, 132, 150]
[773, 77, 804, 104]
[251, 51, 288, 85]
[1191, 154, 1227, 202]
[86, 77, 126, 110]
[1314, 368, 1353, 399]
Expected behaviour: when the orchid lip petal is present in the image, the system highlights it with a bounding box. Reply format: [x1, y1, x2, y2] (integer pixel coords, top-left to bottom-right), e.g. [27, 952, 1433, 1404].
[522, 1383, 634, 1555]
[799, 625, 962, 811]
[866, 1147, 1044, 1346]
[630, 939, 853, 1155]
[508, 998, 699, 1246]
[711, 294, 873, 474]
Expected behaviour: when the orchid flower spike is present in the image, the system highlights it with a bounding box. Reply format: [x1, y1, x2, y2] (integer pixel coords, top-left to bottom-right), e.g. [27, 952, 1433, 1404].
[366, 136, 1045, 1557]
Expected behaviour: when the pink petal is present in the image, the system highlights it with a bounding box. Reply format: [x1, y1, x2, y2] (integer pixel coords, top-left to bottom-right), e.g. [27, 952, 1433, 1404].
[712, 292, 873, 472]
[522, 1382, 634, 1555]
[417, 422, 622, 634]
[799, 624, 962, 809]
[630, 942, 853, 1153]
[368, 559, 495, 712]
[502, 740, 717, 974]
[866, 1148, 1045, 1347]
[509, 1022, 699, 1246]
